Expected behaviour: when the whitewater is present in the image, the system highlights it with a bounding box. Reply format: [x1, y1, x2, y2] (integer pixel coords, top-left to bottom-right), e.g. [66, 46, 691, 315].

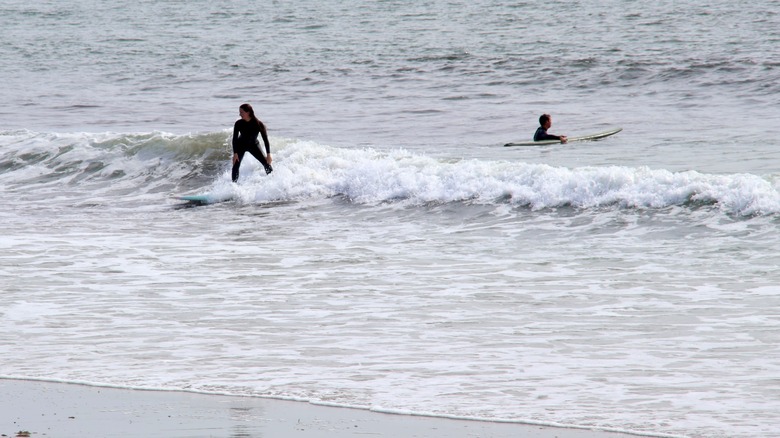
[3, 130, 780, 438]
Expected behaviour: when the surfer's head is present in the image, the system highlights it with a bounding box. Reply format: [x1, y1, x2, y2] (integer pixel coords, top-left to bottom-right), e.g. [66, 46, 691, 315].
[239, 103, 256, 122]
[539, 113, 551, 129]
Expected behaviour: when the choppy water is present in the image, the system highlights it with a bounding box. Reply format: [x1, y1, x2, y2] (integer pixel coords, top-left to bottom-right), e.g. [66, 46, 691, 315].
[2, 1, 780, 437]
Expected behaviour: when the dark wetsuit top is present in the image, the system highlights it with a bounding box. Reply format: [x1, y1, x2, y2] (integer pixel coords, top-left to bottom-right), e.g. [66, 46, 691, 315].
[534, 127, 562, 142]
[231, 119, 272, 181]
[232, 119, 270, 155]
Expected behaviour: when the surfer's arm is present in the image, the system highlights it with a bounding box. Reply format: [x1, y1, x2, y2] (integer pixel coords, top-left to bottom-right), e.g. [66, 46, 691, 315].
[259, 123, 272, 163]
[231, 121, 242, 164]
[534, 128, 566, 142]
[534, 127, 560, 142]
[231, 120, 241, 154]
[536, 133, 562, 141]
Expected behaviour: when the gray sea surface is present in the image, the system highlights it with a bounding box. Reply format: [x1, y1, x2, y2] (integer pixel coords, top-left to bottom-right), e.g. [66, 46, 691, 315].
[2, 1, 780, 437]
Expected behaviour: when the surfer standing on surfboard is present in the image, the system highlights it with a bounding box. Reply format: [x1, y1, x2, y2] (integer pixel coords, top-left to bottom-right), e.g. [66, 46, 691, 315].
[232, 103, 273, 182]
[534, 114, 567, 143]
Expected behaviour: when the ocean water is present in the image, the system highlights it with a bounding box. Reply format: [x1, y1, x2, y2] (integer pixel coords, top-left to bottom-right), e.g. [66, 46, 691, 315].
[2, 1, 780, 437]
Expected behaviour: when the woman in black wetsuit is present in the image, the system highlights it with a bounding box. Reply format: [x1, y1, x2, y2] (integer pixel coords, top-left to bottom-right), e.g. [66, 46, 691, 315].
[232, 103, 273, 182]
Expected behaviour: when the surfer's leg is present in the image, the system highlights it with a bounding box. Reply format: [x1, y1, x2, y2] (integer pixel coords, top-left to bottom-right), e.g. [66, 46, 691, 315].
[248, 146, 273, 175]
[231, 151, 246, 182]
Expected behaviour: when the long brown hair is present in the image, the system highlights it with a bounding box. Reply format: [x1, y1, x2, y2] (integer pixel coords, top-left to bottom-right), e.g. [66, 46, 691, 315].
[240, 103, 264, 128]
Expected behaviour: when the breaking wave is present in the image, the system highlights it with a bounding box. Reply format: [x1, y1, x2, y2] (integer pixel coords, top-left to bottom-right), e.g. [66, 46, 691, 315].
[3, 130, 780, 216]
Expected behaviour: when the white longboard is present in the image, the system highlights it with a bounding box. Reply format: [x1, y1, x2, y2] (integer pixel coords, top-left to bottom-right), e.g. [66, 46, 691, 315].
[504, 127, 622, 147]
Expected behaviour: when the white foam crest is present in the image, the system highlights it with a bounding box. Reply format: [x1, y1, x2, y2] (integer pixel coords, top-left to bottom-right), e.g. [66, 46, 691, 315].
[215, 140, 780, 216]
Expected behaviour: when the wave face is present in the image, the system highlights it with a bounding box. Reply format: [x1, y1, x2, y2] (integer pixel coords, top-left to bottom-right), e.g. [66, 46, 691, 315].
[0, 130, 229, 199]
[3, 130, 780, 217]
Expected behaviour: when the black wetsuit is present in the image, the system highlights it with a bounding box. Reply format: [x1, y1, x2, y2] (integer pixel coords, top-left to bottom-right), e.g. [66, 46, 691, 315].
[232, 118, 272, 182]
[534, 127, 562, 142]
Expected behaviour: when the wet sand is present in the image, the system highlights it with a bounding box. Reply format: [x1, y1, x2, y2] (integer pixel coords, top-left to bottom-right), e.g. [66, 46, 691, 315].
[1, 379, 647, 438]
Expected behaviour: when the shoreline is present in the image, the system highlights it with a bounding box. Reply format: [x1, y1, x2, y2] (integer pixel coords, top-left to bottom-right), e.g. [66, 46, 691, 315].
[1, 378, 656, 438]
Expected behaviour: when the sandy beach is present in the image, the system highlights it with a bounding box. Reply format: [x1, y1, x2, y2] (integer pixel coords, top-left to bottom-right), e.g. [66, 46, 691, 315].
[0, 379, 647, 438]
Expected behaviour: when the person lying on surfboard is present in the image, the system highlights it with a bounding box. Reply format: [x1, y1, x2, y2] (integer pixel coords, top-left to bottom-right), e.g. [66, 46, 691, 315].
[534, 113, 567, 143]
[232, 103, 273, 182]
